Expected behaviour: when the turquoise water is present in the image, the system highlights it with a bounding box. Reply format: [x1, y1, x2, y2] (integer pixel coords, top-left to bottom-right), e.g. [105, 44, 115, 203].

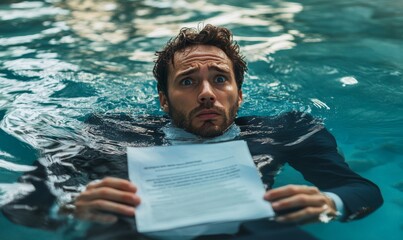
[0, 0, 402, 239]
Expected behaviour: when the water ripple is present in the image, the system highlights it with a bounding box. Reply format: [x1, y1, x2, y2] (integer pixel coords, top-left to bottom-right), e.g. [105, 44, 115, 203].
[0, 3, 68, 21]
[3, 59, 79, 77]
[0, 159, 37, 172]
[0, 183, 35, 207]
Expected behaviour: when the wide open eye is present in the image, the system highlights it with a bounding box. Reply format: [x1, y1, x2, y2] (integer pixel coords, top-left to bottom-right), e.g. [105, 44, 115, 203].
[180, 78, 193, 86]
[214, 75, 227, 84]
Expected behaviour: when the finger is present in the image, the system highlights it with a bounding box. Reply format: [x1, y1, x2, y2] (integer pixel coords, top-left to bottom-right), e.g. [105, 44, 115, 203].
[75, 199, 136, 217]
[275, 206, 324, 224]
[77, 188, 141, 206]
[87, 177, 137, 192]
[271, 193, 327, 211]
[75, 211, 118, 224]
[264, 185, 319, 201]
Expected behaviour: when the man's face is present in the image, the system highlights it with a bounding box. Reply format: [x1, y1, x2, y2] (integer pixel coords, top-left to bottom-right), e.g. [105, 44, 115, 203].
[159, 45, 243, 138]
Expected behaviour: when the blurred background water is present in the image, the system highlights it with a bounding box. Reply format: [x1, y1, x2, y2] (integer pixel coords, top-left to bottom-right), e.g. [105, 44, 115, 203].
[0, 0, 402, 239]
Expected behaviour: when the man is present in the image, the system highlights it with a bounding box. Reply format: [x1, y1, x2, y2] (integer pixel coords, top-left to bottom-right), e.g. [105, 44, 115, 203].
[72, 24, 383, 228]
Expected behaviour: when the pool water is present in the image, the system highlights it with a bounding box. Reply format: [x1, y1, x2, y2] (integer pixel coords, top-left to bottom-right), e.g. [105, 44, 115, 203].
[0, 0, 402, 239]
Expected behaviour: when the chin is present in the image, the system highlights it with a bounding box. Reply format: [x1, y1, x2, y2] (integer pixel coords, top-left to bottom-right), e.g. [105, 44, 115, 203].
[198, 130, 223, 138]
[191, 122, 225, 138]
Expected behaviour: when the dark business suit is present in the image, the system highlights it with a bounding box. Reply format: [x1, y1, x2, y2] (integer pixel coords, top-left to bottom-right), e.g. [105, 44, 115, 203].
[1, 111, 383, 238]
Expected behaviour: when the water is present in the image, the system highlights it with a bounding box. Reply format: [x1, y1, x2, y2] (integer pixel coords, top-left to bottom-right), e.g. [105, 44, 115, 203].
[0, 0, 402, 239]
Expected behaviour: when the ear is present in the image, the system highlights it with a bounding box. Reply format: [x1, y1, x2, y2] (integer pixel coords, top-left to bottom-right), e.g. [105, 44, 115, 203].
[237, 90, 243, 107]
[159, 91, 169, 113]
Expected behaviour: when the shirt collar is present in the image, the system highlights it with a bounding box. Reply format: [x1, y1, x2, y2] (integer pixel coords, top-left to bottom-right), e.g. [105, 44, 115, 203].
[162, 122, 240, 145]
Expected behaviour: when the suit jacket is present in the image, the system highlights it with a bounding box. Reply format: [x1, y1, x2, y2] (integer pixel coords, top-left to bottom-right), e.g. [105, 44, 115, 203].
[1, 111, 383, 233]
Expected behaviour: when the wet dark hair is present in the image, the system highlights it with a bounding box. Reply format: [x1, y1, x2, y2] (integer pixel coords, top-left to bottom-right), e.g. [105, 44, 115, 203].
[153, 24, 247, 96]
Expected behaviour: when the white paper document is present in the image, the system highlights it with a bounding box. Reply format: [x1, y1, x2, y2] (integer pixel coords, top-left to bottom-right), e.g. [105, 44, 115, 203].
[127, 140, 274, 234]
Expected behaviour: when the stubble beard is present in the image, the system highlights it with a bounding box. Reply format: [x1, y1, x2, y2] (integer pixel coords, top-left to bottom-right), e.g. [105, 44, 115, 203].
[168, 100, 239, 138]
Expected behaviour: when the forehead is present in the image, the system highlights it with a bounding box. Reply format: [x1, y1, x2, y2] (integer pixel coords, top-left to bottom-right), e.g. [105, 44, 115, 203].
[170, 45, 233, 71]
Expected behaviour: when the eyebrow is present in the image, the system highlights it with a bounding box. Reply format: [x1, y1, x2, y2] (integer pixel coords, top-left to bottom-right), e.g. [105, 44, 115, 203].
[175, 65, 231, 80]
[209, 65, 231, 74]
[175, 67, 198, 79]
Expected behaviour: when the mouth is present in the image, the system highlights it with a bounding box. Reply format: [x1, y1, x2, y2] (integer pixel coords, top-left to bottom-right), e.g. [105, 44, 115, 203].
[195, 109, 220, 120]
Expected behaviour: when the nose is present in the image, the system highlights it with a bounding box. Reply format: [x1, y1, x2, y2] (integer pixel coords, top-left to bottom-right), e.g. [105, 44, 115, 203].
[198, 80, 216, 105]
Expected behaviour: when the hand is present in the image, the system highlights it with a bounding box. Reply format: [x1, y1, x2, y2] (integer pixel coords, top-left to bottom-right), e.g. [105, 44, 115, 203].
[264, 184, 337, 224]
[73, 177, 141, 224]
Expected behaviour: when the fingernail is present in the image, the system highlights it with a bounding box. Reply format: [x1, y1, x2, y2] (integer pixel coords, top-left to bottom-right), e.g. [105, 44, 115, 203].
[272, 202, 279, 208]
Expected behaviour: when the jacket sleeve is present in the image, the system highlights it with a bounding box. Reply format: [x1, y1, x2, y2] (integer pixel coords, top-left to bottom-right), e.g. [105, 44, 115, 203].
[286, 126, 383, 221]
